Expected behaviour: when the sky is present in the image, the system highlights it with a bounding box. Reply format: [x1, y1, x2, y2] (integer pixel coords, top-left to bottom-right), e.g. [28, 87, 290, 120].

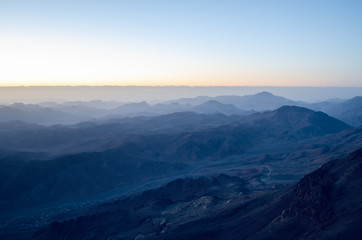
[0, 0, 361, 87]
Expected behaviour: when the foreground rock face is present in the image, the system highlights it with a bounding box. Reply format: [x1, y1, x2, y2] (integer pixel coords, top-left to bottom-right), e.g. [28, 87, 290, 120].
[33, 148, 362, 240]
[263, 148, 362, 240]
[164, 148, 362, 240]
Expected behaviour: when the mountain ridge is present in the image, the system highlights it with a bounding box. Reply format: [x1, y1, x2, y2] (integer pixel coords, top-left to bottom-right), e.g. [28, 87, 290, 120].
[0, 106, 353, 213]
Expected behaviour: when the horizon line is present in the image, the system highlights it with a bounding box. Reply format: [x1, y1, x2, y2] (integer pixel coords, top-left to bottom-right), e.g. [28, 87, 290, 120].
[1, 85, 362, 88]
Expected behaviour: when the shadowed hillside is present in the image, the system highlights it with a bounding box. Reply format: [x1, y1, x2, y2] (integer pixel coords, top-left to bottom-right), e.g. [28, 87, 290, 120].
[32, 148, 362, 240]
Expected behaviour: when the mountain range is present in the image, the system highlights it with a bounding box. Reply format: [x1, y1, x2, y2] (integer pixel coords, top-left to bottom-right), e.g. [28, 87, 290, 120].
[0, 92, 361, 126]
[0, 92, 361, 240]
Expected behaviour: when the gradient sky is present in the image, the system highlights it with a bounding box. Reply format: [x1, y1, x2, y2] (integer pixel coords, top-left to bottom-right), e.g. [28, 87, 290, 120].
[1, 0, 361, 86]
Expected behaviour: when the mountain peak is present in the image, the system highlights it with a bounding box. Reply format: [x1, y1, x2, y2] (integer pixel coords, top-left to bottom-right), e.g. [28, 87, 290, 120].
[255, 91, 274, 96]
[275, 105, 312, 113]
[242, 105, 351, 140]
[201, 100, 226, 106]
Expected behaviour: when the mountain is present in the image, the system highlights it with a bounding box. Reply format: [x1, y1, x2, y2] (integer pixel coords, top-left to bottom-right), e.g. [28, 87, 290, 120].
[214, 91, 300, 111]
[305, 96, 362, 126]
[42, 103, 109, 119]
[0, 106, 353, 213]
[31, 174, 256, 240]
[167, 92, 300, 111]
[191, 100, 252, 115]
[164, 93, 362, 126]
[110, 100, 252, 117]
[0, 112, 237, 156]
[32, 148, 362, 240]
[241, 106, 351, 141]
[0, 150, 187, 211]
[0, 91, 361, 240]
[161, 148, 362, 240]
[0, 103, 85, 125]
[60, 100, 123, 110]
[1, 93, 360, 125]
[117, 106, 351, 163]
[111, 101, 152, 115]
[164, 96, 213, 106]
[325, 96, 362, 126]
[151, 102, 190, 114]
[5, 105, 346, 158]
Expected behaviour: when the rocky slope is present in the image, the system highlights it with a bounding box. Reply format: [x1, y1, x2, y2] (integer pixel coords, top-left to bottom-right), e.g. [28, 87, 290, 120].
[31, 148, 362, 240]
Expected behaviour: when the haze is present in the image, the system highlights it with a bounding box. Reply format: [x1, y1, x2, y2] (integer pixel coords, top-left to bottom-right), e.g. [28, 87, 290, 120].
[0, 86, 361, 104]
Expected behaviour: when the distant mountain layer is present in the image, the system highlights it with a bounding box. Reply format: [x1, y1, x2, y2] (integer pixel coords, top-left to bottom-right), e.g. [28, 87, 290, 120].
[166, 91, 299, 110]
[0, 112, 239, 155]
[319, 96, 362, 126]
[0, 106, 350, 156]
[34, 148, 362, 240]
[0, 92, 361, 126]
[0, 104, 85, 125]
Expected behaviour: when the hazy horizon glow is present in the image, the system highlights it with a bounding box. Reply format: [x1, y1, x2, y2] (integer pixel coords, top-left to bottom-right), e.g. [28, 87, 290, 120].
[1, 1, 361, 87]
